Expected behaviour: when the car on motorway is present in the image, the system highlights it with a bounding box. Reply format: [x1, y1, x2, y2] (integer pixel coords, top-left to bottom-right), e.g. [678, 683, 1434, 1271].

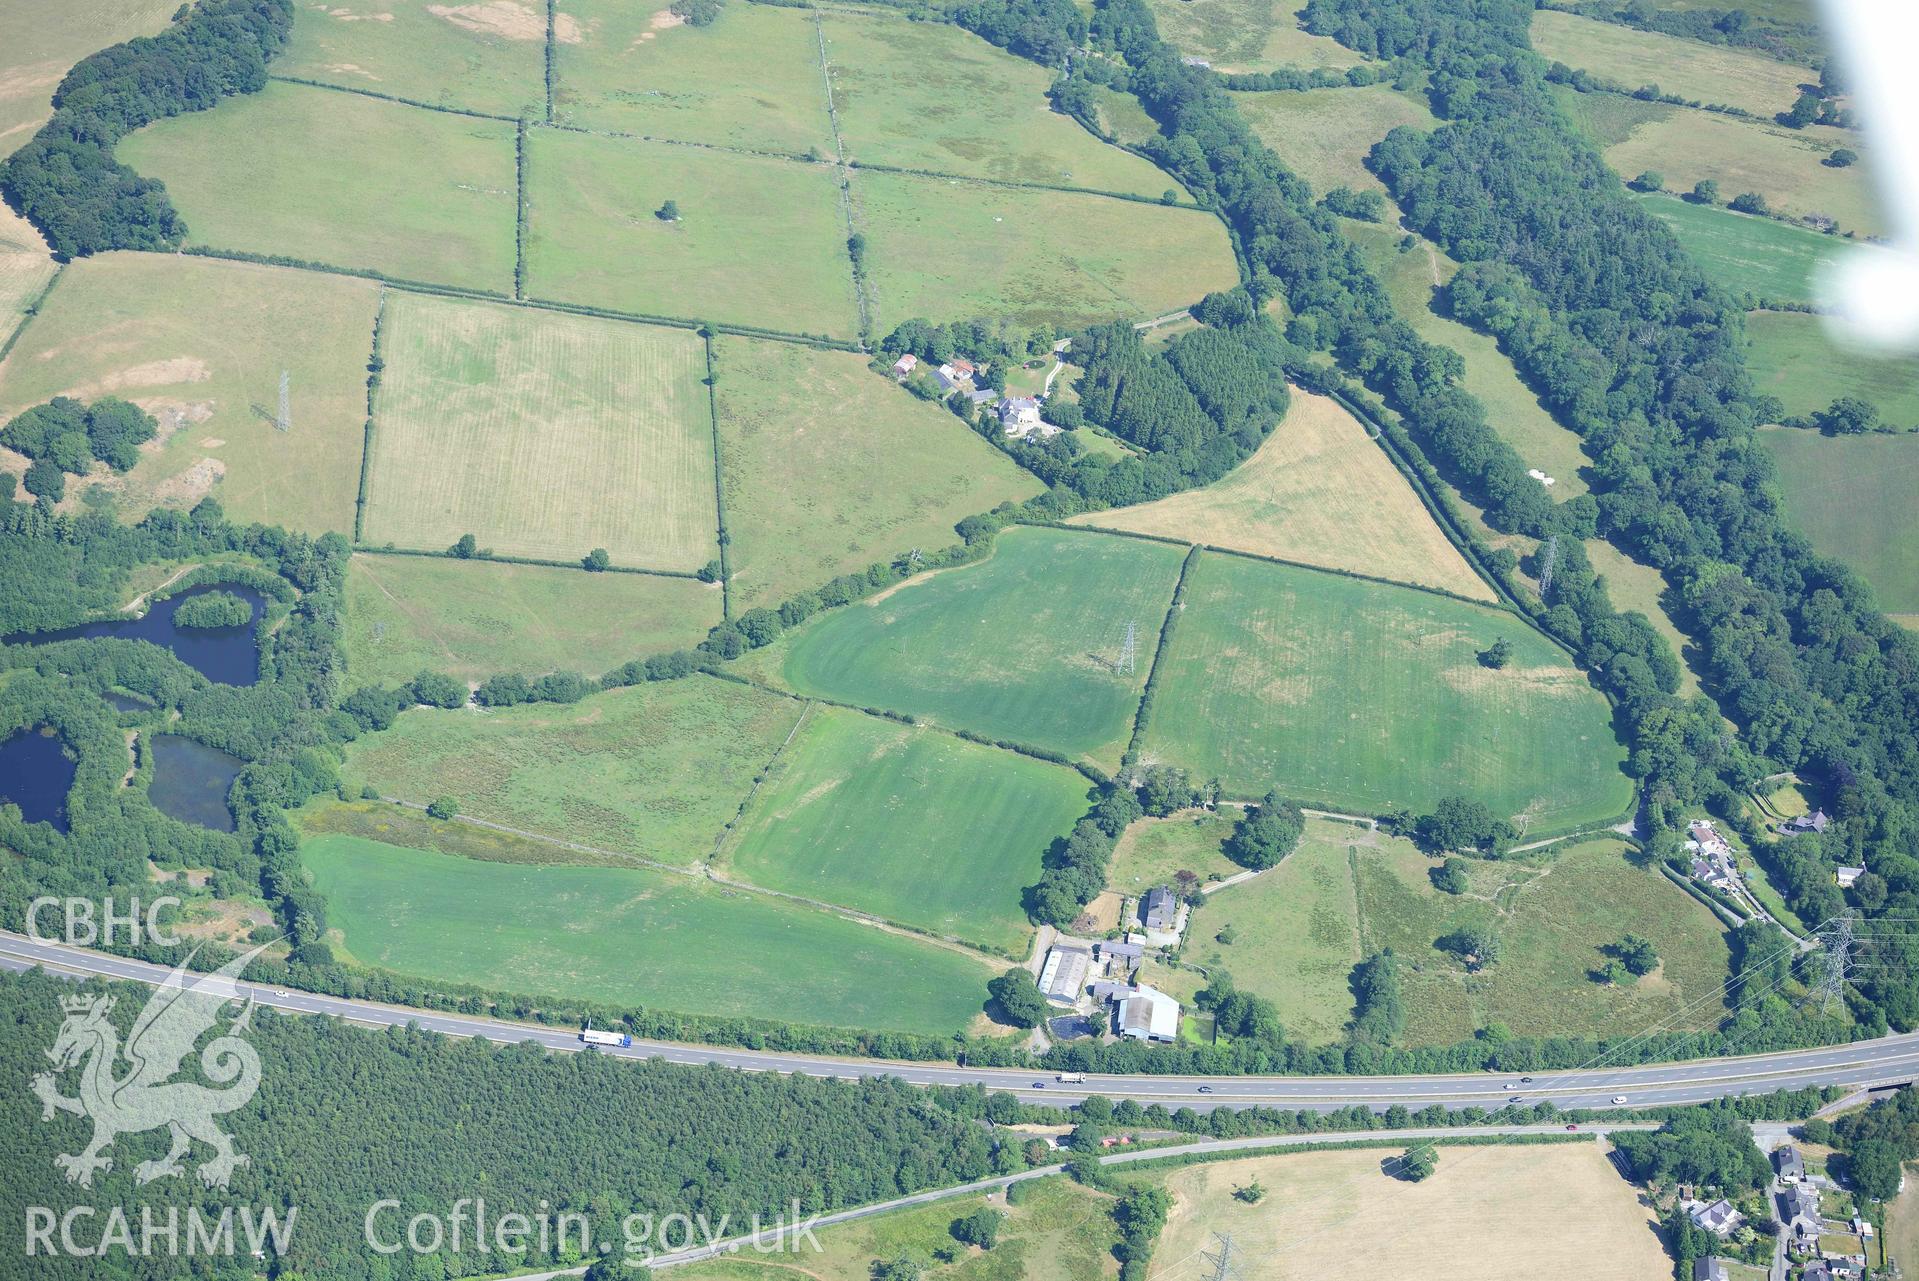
[1032, 1082, 1046, 1089]
[1503, 1082, 1520, 1090]
[1610, 1095, 1629, 1105]
[1521, 1076, 1534, 1083]
[1196, 1085, 1214, 1094]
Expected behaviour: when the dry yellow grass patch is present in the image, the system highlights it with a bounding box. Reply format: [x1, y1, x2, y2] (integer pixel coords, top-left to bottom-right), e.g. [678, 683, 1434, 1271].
[1068, 388, 1493, 601]
[1153, 1142, 1668, 1281]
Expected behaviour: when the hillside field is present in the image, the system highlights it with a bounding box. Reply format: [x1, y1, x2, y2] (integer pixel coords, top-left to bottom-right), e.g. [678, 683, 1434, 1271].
[711, 337, 1043, 611]
[1107, 808, 1243, 893]
[1761, 426, 1919, 616]
[823, 12, 1171, 196]
[1154, 1142, 1670, 1281]
[1231, 85, 1437, 196]
[342, 554, 721, 687]
[339, 675, 805, 866]
[302, 831, 997, 1034]
[0, 205, 54, 346]
[723, 706, 1090, 952]
[525, 129, 858, 338]
[1746, 310, 1919, 428]
[1068, 387, 1496, 599]
[1606, 111, 1881, 237]
[768, 526, 1187, 769]
[276, 0, 546, 119]
[554, 0, 835, 157]
[854, 172, 1236, 332]
[118, 81, 518, 294]
[1529, 9, 1814, 116]
[1138, 551, 1632, 825]
[0, 253, 380, 534]
[359, 293, 717, 569]
[1583, 538, 1703, 696]
[1632, 191, 1843, 304]
[1150, 0, 1363, 72]
[1342, 217, 1593, 495]
[0, 0, 178, 142]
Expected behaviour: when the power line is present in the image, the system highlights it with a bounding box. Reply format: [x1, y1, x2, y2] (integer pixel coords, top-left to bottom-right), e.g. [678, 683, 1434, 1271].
[1117, 619, 1138, 675]
[275, 369, 290, 432]
[1201, 1231, 1242, 1281]
[1817, 914, 1857, 1014]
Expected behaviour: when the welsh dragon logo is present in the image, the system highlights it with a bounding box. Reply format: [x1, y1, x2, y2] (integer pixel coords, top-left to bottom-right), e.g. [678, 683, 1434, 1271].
[30, 945, 267, 1189]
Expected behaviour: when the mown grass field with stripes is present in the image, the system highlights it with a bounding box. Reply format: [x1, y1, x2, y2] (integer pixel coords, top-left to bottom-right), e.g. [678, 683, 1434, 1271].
[723, 705, 1092, 953]
[760, 526, 1187, 770]
[359, 292, 716, 569]
[1068, 388, 1497, 599]
[1138, 550, 1632, 826]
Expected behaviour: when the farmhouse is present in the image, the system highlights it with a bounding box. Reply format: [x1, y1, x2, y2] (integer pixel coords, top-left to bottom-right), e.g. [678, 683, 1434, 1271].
[1775, 1144, 1806, 1183]
[1038, 944, 1092, 1004]
[1781, 808, 1831, 836]
[998, 395, 1054, 438]
[1782, 1183, 1821, 1242]
[1836, 865, 1866, 889]
[1142, 886, 1178, 931]
[1115, 984, 1180, 1043]
[1692, 1259, 1729, 1281]
[1688, 1199, 1743, 1237]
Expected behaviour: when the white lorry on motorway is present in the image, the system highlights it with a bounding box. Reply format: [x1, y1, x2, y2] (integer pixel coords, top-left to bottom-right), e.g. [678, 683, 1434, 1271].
[581, 1027, 633, 1048]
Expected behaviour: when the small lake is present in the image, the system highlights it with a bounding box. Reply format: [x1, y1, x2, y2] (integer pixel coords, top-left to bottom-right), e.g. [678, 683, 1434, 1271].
[3, 583, 265, 686]
[0, 726, 75, 831]
[147, 735, 243, 833]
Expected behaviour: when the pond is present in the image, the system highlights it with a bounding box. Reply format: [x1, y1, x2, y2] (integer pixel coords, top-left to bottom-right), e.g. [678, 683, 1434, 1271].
[3, 583, 266, 686]
[103, 691, 153, 713]
[147, 735, 243, 833]
[0, 726, 76, 831]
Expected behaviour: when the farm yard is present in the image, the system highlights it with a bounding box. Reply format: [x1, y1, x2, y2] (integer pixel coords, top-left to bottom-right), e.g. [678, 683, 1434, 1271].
[1761, 427, 1919, 620]
[853, 172, 1237, 333]
[1067, 387, 1497, 599]
[1340, 218, 1593, 497]
[764, 525, 1188, 770]
[358, 292, 716, 569]
[341, 553, 721, 687]
[118, 81, 520, 294]
[722, 705, 1090, 953]
[553, 0, 835, 157]
[1529, 8, 1815, 117]
[523, 130, 858, 338]
[1231, 84, 1437, 196]
[300, 830, 999, 1035]
[711, 337, 1043, 612]
[338, 675, 806, 867]
[822, 12, 1171, 196]
[1746, 310, 1919, 428]
[275, 0, 546, 119]
[1138, 551, 1632, 825]
[0, 252, 381, 534]
[1152, 1142, 1672, 1281]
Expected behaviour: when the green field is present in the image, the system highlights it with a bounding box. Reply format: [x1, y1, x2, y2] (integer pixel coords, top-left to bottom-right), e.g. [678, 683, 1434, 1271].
[824, 12, 1172, 196]
[277, 0, 545, 118]
[1139, 551, 1632, 825]
[1632, 191, 1848, 304]
[0, 252, 380, 534]
[1746, 310, 1919, 427]
[1185, 829, 1731, 1046]
[1232, 85, 1437, 195]
[1530, 9, 1814, 116]
[119, 81, 518, 294]
[1551, 84, 1676, 148]
[724, 706, 1089, 952]
[1149, 0, 1364, 72]
[1583, 539, 1702, 696]
[0, 205, 54, 345]
[711, 337, 1043, 611]
[767, 526, 1188, 769]
[1607, 111, 1881, 237]
[339, 674, 805, 866]
[1108, 808, 1243, 893]
[1342, 217, 1592, 494]
[855, 171, 1237, 332]
[670, 1172, 1118, 1281]
[554, 0, 835, 157]
[342, 553, 721, 686]
[1761, 426, 1919, 615]
[1090, 84, 1161, 149]
[524, 129, 858, 338]
[302, 831, 996, 1034]
[360, 292, 716, 568]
